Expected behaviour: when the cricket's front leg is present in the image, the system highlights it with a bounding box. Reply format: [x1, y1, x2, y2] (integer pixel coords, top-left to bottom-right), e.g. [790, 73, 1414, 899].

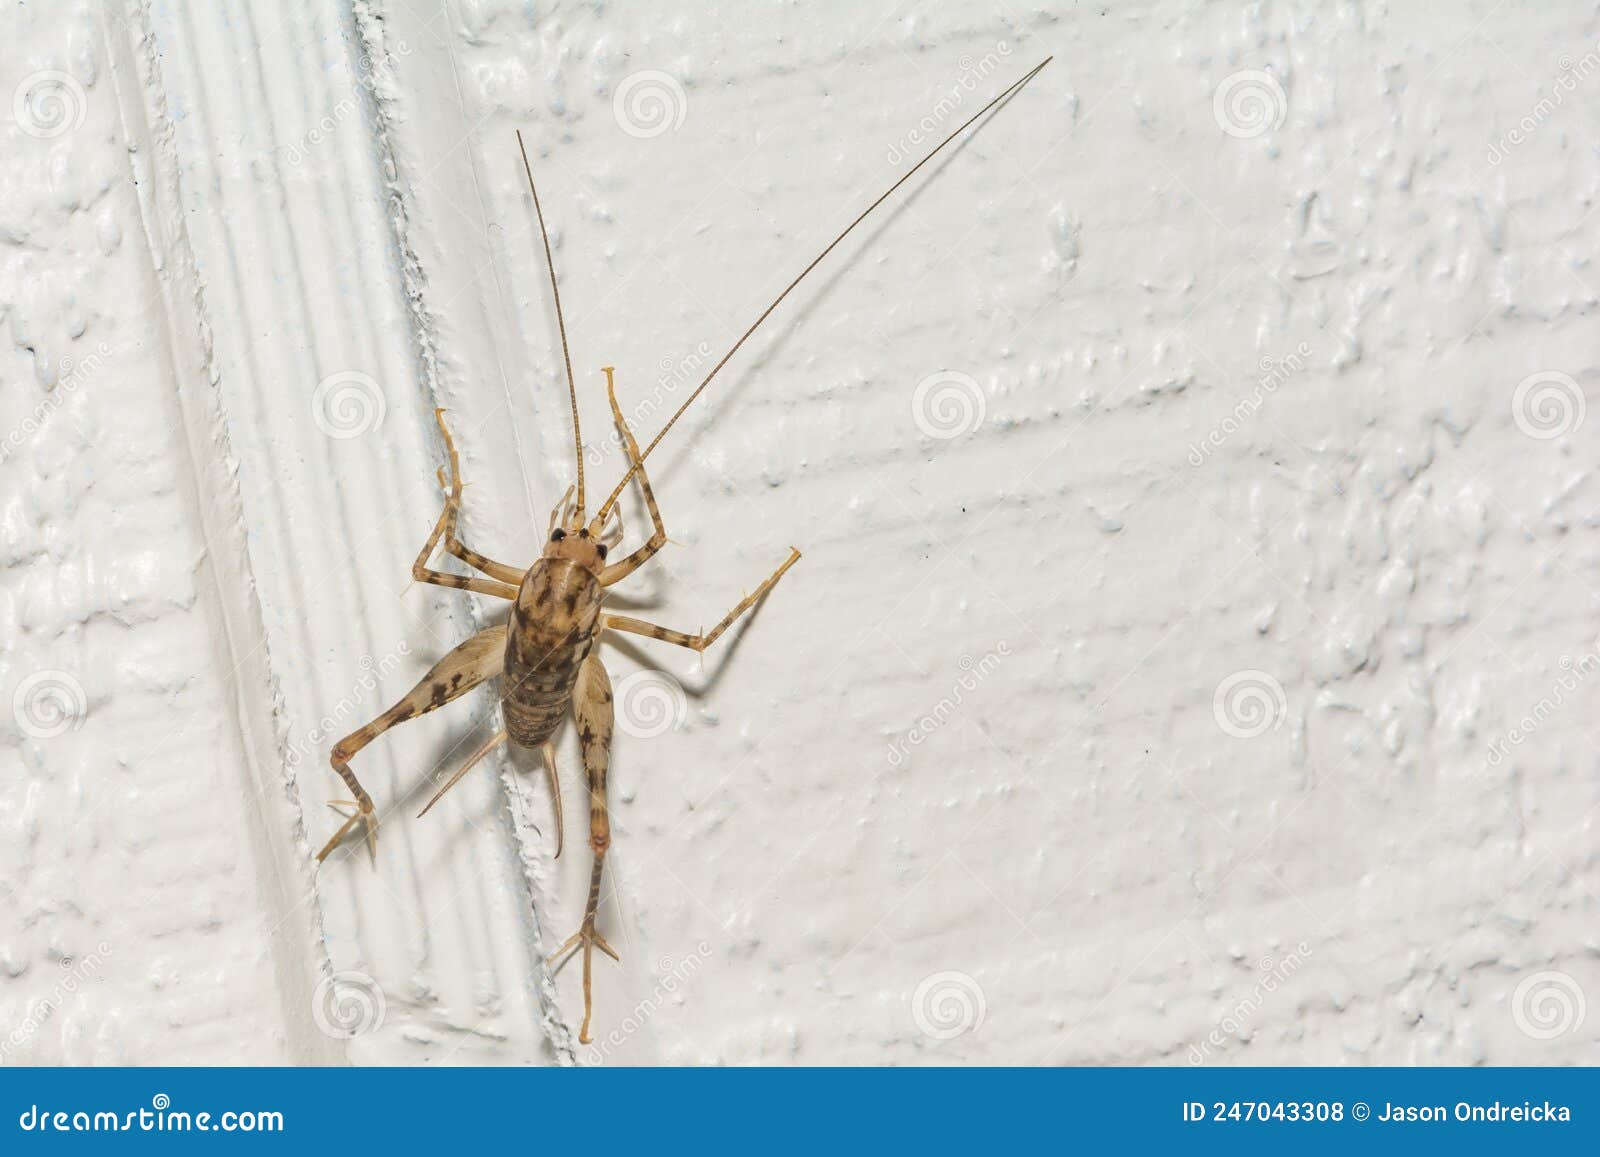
[413, 409, 524, 597]
[546, 652, 619, 1044]
[597, 367, 667, 587]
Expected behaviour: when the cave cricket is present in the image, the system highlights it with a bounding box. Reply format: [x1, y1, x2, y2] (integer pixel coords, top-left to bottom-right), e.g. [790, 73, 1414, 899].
[315, 57, 1053, 1043]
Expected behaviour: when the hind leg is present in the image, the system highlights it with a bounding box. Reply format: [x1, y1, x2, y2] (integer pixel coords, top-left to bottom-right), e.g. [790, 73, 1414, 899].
[546, 653, 618, 1043]
[317, 624, 507, 863]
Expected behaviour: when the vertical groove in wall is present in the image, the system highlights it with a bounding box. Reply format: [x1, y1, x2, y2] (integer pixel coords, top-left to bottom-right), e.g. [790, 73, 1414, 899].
[101, 0, 332, 1064]
[351, 0, 579, 1060]
[0, 0, 303, 1063]
[141, 0, 560, 1063]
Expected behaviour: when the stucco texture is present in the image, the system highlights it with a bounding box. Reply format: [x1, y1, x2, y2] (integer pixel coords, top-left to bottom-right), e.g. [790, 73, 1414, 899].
[1, 0, 1596, 1065]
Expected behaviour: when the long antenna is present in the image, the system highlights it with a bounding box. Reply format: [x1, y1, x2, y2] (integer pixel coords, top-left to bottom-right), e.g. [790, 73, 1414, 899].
[594, 55, 1053, 521]
[517, 129, 585, 513]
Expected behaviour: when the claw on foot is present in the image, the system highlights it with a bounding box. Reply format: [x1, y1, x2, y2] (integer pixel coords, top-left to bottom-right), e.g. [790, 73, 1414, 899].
[547, 921, 619, 1044]
[548, 923, 619, 968]
[317, 799, 378, 863]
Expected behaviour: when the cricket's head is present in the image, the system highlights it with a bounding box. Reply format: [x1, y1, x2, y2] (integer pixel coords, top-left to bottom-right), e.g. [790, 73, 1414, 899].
[542, 485, 620, 575]
[544, 523, 608, 574]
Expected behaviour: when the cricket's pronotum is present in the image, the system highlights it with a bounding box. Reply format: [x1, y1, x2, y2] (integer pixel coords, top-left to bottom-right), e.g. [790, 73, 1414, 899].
[316, 57, 1051, 1044]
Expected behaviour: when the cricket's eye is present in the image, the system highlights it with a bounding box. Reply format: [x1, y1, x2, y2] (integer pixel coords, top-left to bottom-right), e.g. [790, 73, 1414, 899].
[595, 543, 609, 560]
[551, 528, 566, 542]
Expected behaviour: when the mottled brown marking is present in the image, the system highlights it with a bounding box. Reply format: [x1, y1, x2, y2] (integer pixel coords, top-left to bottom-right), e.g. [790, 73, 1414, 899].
[502, 557, 604, 748]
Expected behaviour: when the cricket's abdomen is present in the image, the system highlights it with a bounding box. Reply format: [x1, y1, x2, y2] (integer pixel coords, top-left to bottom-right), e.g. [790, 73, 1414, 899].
[502, 557, 604, 747]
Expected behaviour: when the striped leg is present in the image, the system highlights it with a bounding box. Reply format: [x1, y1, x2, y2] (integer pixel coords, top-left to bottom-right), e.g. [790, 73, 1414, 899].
[413, 409, 523, 598]
[597, 368, 667, 587]
[546, 653, 618, 1044]
[603, 548, 801, 652]
[317, 625, 508, 863]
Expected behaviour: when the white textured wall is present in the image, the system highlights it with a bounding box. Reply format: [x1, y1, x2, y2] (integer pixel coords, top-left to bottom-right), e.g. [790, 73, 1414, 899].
[2, 0, 1597, 1066]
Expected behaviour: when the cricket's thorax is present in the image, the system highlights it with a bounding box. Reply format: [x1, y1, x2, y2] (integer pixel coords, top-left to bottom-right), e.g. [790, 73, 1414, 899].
[502, 557, 604, 746]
